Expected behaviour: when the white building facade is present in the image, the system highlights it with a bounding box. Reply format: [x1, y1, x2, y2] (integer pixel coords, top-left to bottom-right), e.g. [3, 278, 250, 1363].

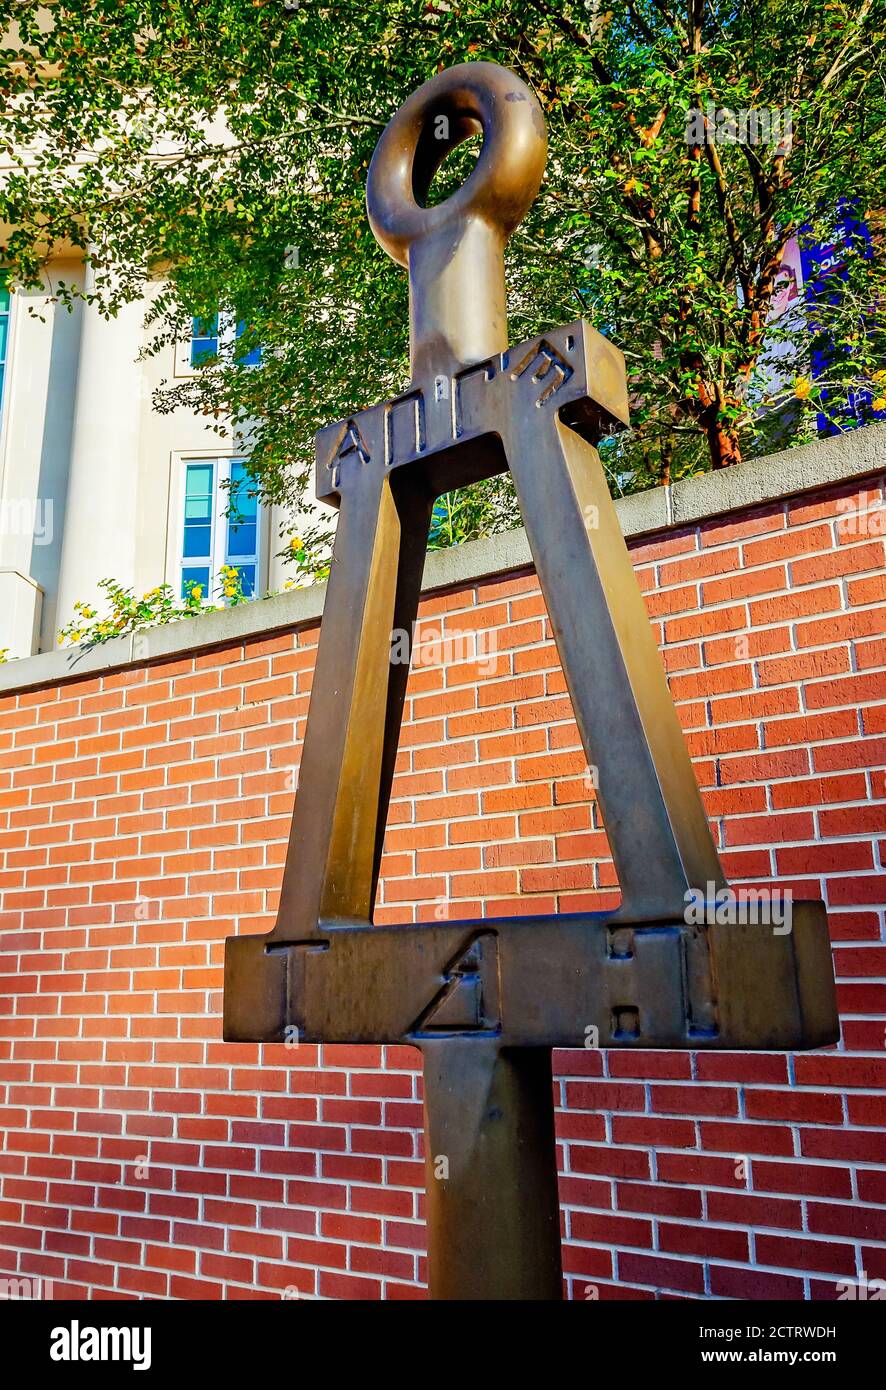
[0, 254, 294, 659]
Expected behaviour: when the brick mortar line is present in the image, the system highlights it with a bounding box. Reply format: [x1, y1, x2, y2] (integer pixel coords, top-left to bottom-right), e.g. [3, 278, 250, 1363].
[15, 678, 881, 740]
[11, 1179, 886, 1222]
[561, 1198, 885, 1221]
[3, 774, 879, 809]
[560, 1261, 855, 1289]
[12, 1116, 886, 1149]
[566, 1233, 879, 1261]
[5, 1233, 869, 1289]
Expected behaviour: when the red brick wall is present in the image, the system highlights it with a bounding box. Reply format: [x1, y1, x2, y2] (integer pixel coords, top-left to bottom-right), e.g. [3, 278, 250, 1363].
[1, 472, 884, 1301]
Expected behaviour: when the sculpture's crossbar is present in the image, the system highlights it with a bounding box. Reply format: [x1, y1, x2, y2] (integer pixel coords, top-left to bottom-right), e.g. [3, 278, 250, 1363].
[314, 321, 628, 505]
[224, 902, 836, 1051]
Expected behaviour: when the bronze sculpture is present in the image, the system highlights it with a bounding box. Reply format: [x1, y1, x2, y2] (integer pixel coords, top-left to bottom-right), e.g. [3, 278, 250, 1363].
[223, 62, 838, 1300]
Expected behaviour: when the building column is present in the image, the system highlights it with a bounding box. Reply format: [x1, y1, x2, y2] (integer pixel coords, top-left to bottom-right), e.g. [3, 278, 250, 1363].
[55, 266, 145, 632]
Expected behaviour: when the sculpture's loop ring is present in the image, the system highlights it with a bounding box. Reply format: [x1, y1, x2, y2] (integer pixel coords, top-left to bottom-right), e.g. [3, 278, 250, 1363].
[366, 61, 547, 268]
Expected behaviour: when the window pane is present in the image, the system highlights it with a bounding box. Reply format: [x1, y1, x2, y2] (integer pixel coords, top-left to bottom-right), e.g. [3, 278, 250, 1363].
[0, 284, 9, 423]
[181, 566, 210, 598]
[227, 522, 257, 557]
[191, 338, 217, 366]
[191, 315, 219, 366]
[184, 495, 212, 521]
[185, 462, 214, 496]
[227, 461, 258, 564]
[183, 462, 213, 559]
[230, 460, 257, 517]
[183, 524, 212, 558]
[233, 564, 256, 597]
[236, 320, 262, 366]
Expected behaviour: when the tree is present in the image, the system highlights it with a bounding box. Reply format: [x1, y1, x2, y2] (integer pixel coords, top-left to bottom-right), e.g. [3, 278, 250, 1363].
[1, 0, 884, 574]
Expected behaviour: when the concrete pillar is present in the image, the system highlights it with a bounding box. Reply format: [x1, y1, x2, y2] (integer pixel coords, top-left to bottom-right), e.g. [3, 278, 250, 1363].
[0, 267, 84, 653]
[55, 268, 144, 630]
[0, 569, 43, 659]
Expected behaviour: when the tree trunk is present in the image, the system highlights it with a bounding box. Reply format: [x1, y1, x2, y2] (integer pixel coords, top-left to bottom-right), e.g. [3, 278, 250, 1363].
[705, 413, 743, 468]
[692, 371, 743, 469]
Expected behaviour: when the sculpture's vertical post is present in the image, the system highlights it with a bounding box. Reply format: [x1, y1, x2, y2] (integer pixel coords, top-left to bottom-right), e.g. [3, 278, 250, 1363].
[421, 1041, 562, 1300]
[369, 67, 563, 1300]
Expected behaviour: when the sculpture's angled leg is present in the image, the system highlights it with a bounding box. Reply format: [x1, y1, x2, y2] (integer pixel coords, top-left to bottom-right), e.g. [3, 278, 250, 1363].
[503, 412, 727, 923]
[421, 1039, 562, 1300]
[271, 467, 432, 942]
[369, 474, 436, 912]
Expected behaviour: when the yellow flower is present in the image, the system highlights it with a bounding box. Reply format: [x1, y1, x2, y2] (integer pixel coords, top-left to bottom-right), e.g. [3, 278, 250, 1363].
[873, 398, 886, 412]
[289, 536, 304, 552]
[873, 369, 886, 383]
[794, 376, 812, 400]
[190, 584, 203, 600]
[224, 584, 237, 598]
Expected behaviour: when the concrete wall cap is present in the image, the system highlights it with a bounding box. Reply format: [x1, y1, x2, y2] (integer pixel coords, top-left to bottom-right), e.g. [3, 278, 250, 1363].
[1, 421, 883, 696]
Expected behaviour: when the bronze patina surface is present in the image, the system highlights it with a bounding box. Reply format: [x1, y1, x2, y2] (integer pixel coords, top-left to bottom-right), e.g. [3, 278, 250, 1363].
[223, 61, 838, 1301]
